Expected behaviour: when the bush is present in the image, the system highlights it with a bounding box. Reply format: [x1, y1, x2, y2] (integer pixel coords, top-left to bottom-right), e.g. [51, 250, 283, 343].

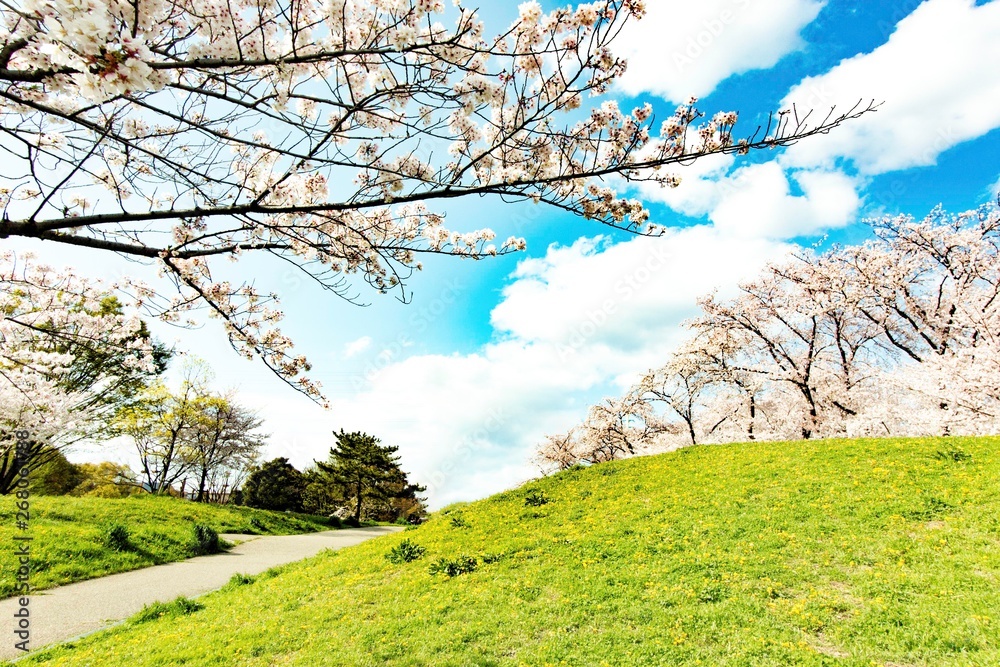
[242, 458, 305, 512]
[429, 555, 478, 577]
[449, 515, 469, 528]
[328, 515, 343, 529]
[385, 539, 426, 564]
[935, 448, 973, 462]
[133, 597, 204, 624]
[343, 516, 361, 528]
[249, 517, 267, 533]
[190, 524, 220, 556]
[524, 489, 549, 507]
[103, 523, 132, 552]
[225, 573, 256, 589]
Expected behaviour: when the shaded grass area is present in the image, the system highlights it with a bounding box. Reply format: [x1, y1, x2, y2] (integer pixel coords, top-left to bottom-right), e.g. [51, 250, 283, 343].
[0, 495, 331, 598]
[19, 436, 1000, 666]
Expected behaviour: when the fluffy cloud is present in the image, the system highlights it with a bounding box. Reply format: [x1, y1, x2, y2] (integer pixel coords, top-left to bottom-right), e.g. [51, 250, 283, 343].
[637, 160, 860, 240]
[782, 0, 1000, 174]
[708, 163, 860, 238]
[615, 0, 824, 102]
[331, 227, 795, 507]
[342, 336, 372, 358]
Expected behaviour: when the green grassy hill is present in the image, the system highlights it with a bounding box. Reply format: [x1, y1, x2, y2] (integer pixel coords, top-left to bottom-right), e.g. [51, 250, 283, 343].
[20, 436, 1000, 666]
[0, 495, 331, 597]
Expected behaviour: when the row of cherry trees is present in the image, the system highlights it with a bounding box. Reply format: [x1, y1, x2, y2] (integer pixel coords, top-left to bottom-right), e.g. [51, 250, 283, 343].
[537, 202, 1000, 470]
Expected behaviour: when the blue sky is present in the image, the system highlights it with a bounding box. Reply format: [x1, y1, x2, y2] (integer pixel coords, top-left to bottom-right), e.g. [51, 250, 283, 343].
[61, 0, 1000, 507]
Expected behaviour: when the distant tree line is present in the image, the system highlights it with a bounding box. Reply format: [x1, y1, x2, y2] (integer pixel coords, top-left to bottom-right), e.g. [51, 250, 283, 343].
[539, 202, 1000, 469]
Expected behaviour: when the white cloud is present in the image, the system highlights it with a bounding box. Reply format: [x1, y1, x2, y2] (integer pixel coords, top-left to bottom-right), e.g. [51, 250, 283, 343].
[635, 153, 736, 218]
[332, 227, 794, 507]
[616, 0, 824, 102]
[708, 163, 860, 238]
[342, 335, 373, 358]
[637, 160, 861, 240]
[782, 0, 1000, 174]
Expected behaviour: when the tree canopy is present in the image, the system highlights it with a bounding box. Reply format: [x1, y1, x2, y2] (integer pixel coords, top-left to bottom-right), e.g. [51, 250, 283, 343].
[315, 429, 426, 522]
[0, 0, 874, 401]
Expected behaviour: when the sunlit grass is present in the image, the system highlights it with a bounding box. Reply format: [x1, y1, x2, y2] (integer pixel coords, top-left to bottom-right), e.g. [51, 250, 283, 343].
[19, 436, 1000, 666]
[0, 494, 331, 597]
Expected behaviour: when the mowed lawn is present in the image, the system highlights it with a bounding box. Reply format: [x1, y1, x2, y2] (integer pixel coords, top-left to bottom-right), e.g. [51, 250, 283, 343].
[0, 495, 331, 598]
[19, 436, 1000, 666]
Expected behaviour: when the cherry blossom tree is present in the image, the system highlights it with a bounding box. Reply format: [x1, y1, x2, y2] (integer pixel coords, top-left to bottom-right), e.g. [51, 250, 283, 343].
[540, 202, 1000, 467]
[630, 344, 712, 446]
[0, 0, 874, 401]
[0, 251, 159, 493]
[856, 204, 1000, 434]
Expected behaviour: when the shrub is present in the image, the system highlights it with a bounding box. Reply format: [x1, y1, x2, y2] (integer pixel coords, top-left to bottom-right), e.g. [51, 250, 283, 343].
[524, 489, 549, 507]
[429, 555, 478, 577]
[249, 517, 267, 533]
[385, 539, 426, 564]
[242, 458, 305, 511]
[935, 448, 973, 463]
[328, 515, 343, 529]
[104, 523, 132, 552]
[225, 573, 256, 589]
[905, 496, 953, 521]
[133, 597, 204, 624]
[190, 524, 221, 556]
[449, 515, 469, 528]
[343, 516, 361, 528]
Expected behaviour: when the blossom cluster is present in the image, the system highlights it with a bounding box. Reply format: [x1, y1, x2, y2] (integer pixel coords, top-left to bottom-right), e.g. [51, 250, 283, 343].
[0, 252, 156, 447]
[0, 0, 855, 400]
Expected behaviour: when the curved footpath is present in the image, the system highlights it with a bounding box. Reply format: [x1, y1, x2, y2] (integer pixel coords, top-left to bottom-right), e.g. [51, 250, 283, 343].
[1, 526, 403, 662]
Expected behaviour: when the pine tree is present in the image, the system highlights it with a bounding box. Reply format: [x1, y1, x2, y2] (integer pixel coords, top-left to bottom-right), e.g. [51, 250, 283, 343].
[318, 431, 424, 523]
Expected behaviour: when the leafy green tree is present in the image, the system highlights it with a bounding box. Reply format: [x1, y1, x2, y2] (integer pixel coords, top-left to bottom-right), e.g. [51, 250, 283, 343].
[27, 448, 84, 495]
[187, 392, 266, 503]
[301, 466, 340, 516]
[315, 430, 426, 523]
[56, 296, 172, 421]
[70, 462, 139, 498]
[242, 458, 305, 512]
[116, 378, 203, 494]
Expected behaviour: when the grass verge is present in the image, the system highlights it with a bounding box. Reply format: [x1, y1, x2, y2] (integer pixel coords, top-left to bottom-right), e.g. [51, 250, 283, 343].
[0, 494, 331, 597]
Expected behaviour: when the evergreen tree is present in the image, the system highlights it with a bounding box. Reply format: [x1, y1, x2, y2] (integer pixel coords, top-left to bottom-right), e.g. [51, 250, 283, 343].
[242, 458, 305, 512]
[317, 431, 426, 523]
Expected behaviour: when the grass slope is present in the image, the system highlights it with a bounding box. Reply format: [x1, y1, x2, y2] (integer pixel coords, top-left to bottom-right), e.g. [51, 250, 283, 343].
[0, 495, 330, 598]
[19, 436, 1000, 667]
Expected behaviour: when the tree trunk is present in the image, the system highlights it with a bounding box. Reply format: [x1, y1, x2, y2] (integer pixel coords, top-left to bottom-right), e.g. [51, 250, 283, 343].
[196, 466, 209, 502]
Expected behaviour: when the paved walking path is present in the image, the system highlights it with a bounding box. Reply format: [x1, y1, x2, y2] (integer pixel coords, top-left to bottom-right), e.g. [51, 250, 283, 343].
[0, 526, 402, 661]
